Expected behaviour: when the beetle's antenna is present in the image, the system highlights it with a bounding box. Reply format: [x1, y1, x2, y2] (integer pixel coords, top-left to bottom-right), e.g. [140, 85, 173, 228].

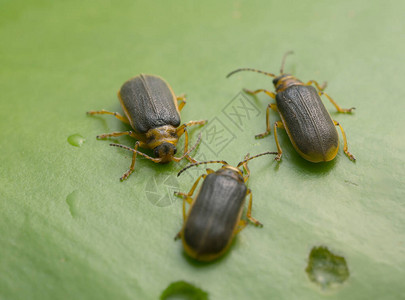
[226, 68, 276, 78]
[280, 51, 294, 74]
[236, 151, 278, 168]
[177, 160, 228, 177]
[109, 143, 162, 162]
[177, 133, 202, 160]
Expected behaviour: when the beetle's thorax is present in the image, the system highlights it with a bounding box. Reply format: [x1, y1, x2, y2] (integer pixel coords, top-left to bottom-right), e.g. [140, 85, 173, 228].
[216, 166, 244, 183]
[273, 74, 304, 92]
[146, 125, 178, 148]
[146, 125, 178, 163]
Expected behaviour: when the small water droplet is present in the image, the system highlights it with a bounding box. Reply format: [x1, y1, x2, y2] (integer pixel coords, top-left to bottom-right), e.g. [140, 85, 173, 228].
[306, 246, 349, 289]
[68, 134, 86, 147]
[66, 190, 79, 218]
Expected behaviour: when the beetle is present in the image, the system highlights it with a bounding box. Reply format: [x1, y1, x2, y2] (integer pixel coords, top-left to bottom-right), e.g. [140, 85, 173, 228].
[87, 74, 206, 180]
[227, 51, 356, 163]
[174, 152, 277, 262]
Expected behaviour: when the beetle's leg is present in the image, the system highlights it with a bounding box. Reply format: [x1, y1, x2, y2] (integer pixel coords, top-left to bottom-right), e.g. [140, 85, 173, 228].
[235, 189, 264, 234]
[206, 168, 215, 174]
[176, 94, 187, 111]
[96, 130, 143, 140]
[174, 230, 185, 240]
[179, 193, 192, 224]
[270, 103, 278, 112]
[255, 103, 275, 139]
[174, 231, 182, 240]
[86, 109, 130, 124]
[180, 128, 196, 163]
[109, 142, 161, 181]
[246, 189, 263, 227]
[174, 192, 193, 204]
[119, 141, 145, 181]
[244, 88, 276, 100]
[234, 219, 247, 234]
[305, 80, 328, 91]
[306, 80, 354, 112]
[173, 131, 202, 163]
[319, 92, 355, 113]
[242, 154, 251, 182]
[176, 121, 206, 162]
[244, 88, 277, 138]
[173, 190, 193, 240]
[333, 120, 356, 161]
[273, 121, 284, 161]
[177, 120, 207, 137]
[174, 173, 207, 226]
[175, 173, 207, 200]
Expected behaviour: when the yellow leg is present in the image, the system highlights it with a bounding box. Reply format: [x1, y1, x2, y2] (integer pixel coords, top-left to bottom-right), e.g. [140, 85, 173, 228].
[174, 173, 207, 240]
[175, 173, 207, 219]
[306, 80, 354, 113]
[120, 141, 141, 181]
[96, 130, 143, 140]
[206, 168, 215, 174]
[244, 88, 276, 99]
[270, 103, 278, 112]
[174, 193, 193, 225]
[174, 231, 182, 240]
[273, 121, 284, 161]
[109, 142, 161, 181]
[246, 189, 263, 227]
[183, 173, 207, 198]
[306, 80, 327, 91]
[255, 103, 277, 139]
[175, 120, 206, 163]
[234, 219, 248, 234]
[177, 94, 187, 111]
[334, 120, 356, 161]
[181, 128, 196, 163]
[172, 132, 202, 163]
[243, 88, 278, 139]
[86, 109, 130, 124]
[242, 153, 251, 182]
[177, 120, 207, 136]
[320, 92, 355, 113]
[174, 189, 193, 240]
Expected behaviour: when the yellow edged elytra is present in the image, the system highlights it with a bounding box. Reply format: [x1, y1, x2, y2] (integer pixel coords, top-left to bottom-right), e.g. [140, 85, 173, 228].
[87, 74, 206, 180]
[227, 52, 356, 163]
[175, 152, 277, 262]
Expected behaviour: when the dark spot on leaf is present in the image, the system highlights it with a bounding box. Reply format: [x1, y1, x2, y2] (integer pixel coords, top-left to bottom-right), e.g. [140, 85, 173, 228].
[306, 246, 349, 289]
[160, 280, 208, 300]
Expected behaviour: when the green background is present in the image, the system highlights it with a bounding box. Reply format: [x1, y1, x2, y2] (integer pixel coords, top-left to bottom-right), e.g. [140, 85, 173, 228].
[1, 0, 404, 299]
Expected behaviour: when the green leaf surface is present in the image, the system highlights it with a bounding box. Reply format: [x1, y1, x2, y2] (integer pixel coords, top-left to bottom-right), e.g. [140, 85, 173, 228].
[1, 0, 404, 299]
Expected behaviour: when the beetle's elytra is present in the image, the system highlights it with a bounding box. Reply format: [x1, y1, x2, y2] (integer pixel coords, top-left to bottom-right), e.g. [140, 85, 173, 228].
[227, 52, 356, 163]
[87, 74, 206, 180]
[175, 152, 277, 262]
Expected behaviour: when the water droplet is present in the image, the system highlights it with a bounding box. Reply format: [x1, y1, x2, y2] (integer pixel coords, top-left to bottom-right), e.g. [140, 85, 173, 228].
[306, 246, 349, 289]
[160, 280, 208, 300]
[68, 134, 86, 147]
[66, 190, 79, 218]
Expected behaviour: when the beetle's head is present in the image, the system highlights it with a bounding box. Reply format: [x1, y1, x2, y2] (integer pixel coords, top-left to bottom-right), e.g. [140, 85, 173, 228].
[217, 166, 244, 183]
[272, 74, 290, 87]
[153, 142, 177, 163]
